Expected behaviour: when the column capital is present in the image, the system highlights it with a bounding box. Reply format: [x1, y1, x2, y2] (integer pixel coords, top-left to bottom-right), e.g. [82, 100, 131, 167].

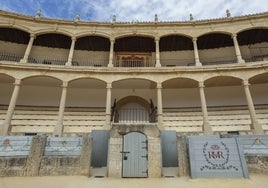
[71, 36, 76, 41]
[30, 33, 36, 38]
[192, 37, 198, 42]
[156, 83, 162, 89]
[107, 83, 112, 89]
[242, 80, 250, 86]
[14, 79, 21, 86]
[110, 38, 115, 43]
[62, 82, 68, 88]
[154, 36, 160, 42]
[198, 82, 205, 88]
[232, 33, 237, 38]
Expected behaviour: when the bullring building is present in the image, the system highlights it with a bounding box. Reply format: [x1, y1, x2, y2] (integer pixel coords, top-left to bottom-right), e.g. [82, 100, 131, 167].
[0, 10, 267, 178]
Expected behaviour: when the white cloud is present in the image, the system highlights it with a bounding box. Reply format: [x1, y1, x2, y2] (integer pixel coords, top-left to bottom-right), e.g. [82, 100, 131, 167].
[0, 0, 267, 22]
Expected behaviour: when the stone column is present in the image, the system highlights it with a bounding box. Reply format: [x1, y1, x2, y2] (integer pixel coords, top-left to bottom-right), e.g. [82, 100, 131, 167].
[1, 79, 21, 136]
[105, 83, 112, 129]
[108, 39, 115, 67]
[79, 134, 92, 176]
[25, 136, 47, 176]
[155, 37, 161, 67]
[54, 82, 68, 136]
[20, 34, 35, 63]
[232, 34, 245, 64]
[65, 37, 76, 66]
[242, 80, 264, 134]
[157, 83, 163, 129]
[199, 82, 212, 134]
[148, 137, 162, 177]
[192, 37, 202, 66]
[177, 135, 190, 176]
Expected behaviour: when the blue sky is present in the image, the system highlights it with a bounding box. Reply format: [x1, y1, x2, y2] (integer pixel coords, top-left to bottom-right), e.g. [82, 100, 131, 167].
[0, 0, 267, 22]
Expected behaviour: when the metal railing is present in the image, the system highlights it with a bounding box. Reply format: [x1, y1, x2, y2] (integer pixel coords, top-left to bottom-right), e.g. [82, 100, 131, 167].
[112, 108, 157, 123]
[245, 55, 268, 63]
[72, 58, 108, 67]
[115, 59, 154, 67]
[1, 52, 268, 68]
[28, 57, 67, 66]
[0, 52, 23, 62]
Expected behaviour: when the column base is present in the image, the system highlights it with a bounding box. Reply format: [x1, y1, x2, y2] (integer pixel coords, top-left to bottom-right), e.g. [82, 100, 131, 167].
[196, 62, 202, 67]
[237, 59, 245, 64]
[19, 59, 28, 63]
[155, 63, 161, 67]
[108, 63, 114, 67]
[203, 122, 213, 135]
[0, 123, 9, 136]
[251, 122, 264, 135]
[65, 62, 72, 66]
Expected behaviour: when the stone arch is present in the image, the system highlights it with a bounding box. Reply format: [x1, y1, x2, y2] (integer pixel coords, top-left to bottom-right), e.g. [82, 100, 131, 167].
[114, 96, 155, 123]
[204, 76, 242, 87]
[76, 32, 110, 40]
[249, 72, 268, 84]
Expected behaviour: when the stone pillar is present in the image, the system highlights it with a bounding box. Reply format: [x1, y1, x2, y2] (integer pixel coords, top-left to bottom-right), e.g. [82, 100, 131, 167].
[1, 79, 21, 136]
[25, 136, 47, 176]
[20, 34, 35, 63]
[177, 135, 190, 176]
[232, 34, 245, 64]
[199, 82, 212, 134]
[105, 83, 112, 129]
[192, 37, 202, 66]
[155, 37, 161, 67]
[157, 83, 163, 129]
[242, 80, 264, 134]
[54, 82, 68, 136]
[65, 37, 76, 66]
[107, 137, 123, 178]
[148, 137, 162, 177]
[79, 134, 92, 176]
[108, 39, 115, 67]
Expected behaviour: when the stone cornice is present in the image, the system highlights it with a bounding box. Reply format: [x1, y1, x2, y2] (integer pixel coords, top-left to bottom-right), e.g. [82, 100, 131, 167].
[1, 9, 268, 28]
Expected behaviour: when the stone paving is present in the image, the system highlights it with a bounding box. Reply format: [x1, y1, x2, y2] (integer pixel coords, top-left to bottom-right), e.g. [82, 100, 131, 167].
[0, 174, 268, 188]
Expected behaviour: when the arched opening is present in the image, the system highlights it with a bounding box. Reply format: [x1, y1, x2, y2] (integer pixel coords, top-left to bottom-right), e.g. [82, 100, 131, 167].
[114, 36, 155, 67]
[160, 35, 194, 66]
[113, 96, 155, 123]
[0, 28, 30, 62]
[73, 36, 110, 66]
[29, 33, 71, 65]
[197, 33, 236, 65]
[238, 28, 268, 62]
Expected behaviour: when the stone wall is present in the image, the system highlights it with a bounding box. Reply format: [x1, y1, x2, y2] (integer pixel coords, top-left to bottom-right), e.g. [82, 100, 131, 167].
[0, 135, 92, 177]
[245, 155, 268, 174]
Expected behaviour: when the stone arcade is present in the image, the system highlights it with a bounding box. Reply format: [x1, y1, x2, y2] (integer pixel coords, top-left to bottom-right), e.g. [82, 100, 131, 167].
[0, 10, 268, 178]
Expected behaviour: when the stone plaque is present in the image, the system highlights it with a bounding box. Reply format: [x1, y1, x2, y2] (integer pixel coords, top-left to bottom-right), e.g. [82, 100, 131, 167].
[0, 136, 32, 156]
[44, 137, 82, 156]
[188, 136, 248, 178]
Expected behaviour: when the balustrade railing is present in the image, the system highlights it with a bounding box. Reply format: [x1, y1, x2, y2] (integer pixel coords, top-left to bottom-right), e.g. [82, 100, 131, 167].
[28, 57, 67, 66]
[1, 52, 268, 67]
[115, 59, 154, 67]
[245, 55, 268, 63]
[113, 108, 150, 123]
[72, 58, 108, 67]
[0, 52, 22, 62]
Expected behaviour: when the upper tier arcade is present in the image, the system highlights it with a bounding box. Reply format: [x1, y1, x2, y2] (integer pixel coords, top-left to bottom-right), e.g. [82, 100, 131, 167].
[0, 10, 267, 67]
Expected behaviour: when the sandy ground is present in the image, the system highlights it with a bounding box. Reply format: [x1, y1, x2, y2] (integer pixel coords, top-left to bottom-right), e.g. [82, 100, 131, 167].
[0, 174, 268, 188]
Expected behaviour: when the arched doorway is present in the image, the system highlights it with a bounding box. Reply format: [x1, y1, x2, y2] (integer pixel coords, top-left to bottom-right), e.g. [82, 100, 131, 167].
[122, 132, 148, 177]
[113, 96, 156, 123]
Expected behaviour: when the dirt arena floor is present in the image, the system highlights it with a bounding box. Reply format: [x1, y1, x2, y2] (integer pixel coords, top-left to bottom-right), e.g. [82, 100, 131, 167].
[0, 174, 267, 188]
